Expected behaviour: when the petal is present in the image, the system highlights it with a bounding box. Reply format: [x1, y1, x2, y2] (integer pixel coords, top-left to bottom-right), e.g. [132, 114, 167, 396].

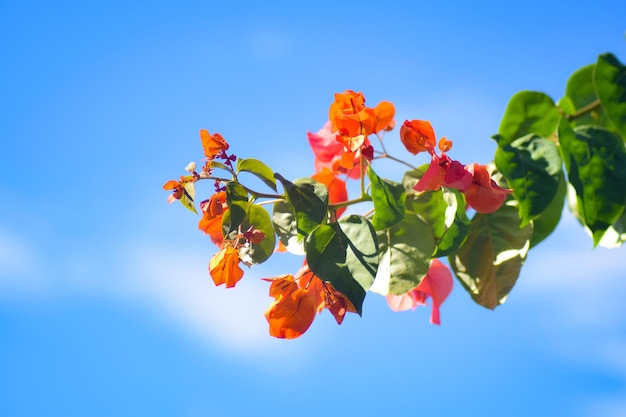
[386, 293, 419, 311]
[374, 101, 396, 132]
[265, 288, 318, 339]
[415, 259, 453, 325]
[463, 164, 512, 213]
[414, 154, 446, 192]
[400, 120, 436, 155]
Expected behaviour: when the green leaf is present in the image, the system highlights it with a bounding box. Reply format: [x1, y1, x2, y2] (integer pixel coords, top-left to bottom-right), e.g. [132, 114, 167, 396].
[403, 170, 470, 257]
[275, 174, 328, 240]
[496, 91, 561, 146]
[178, 182, 198, 214]
[564, 63, 615, 130]
[207, 161, 230, 172]
[369, 214, 436, 296]
[367, 166, 406, 230]
[558, 119, 626, 245]
[529, 170, 566, 248]
[305, 215, 379, 315]
[238, 204, 276, 265]
[236, 158, 277, 191]
[595, 53, 626, 138]
[495, 133, 562, 227]
[271, 200, 304, 255]
[450, 201, 533, 310]
[225, 181, 249, 234]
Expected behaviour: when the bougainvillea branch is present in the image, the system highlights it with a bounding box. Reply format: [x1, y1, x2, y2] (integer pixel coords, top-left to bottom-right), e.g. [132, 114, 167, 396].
[163, 52, 626, 339]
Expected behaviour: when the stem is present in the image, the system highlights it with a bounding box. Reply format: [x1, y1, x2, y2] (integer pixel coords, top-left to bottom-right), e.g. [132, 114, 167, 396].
[373, 152, 417, 170]
[196, 175, 282, 200]
[329, 195, 372, 210]
[567, 98, 602, 121]
[360, 152, 366, 197]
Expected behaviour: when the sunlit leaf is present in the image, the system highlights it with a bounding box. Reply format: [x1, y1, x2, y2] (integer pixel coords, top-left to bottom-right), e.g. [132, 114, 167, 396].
[225, 181, 249, 234]
[496, 91, 561, 146]
[495, 133, 562, 227]
[238, 204, 276, 264]
[368, 166, 405, 230]
[179, 182, 198, 214]
[305, 215, 379, 315]
[275, 174, 328, 240]
[595, 53, 626, 139]
[271, 200, 305, 255]
[564, 63, 615, 129]
[558, 119, 626, 245]
[370, 214, 435, 296]
[450, 201, 533, 310]
[529, 171, 566, 248]
[403, 170, 470, 257]
[236, 158, 277, 191]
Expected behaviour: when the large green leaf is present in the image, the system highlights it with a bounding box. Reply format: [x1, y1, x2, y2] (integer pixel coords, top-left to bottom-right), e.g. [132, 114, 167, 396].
[369, 214, 436, 296]
[275, 174, 328, 240]
[305, 215, 379, 315]
[529, 171, 566, 248]
[236, 158, 277, 191]
[595, 53, 626, 139]
[225, 181, 249, 233]
[271, 200, 304, 255]
[495, 133, 562, 227]
[450, 201, 533, 310]
[495, 91, 562, 146]
[238, 204, 276, 265]
[558, 119, 626, 245]
[403, 170, 470, 257]
[564, 63, 614, 129]
[367, 166, 406, 230]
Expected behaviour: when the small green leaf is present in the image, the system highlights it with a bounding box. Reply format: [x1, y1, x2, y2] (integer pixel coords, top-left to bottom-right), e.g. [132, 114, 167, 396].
[404, 170, 470, 257]
[495, 133, 562, 227]
[595, 53, 626, 138]
[207, 161, 230, 172]
[305, 215, 379, 315]
[238, 204, 276, 265]
[179, 182, 198, 214]
[450, 201, 533, 310]
[236, 158, 277, 191]
[558, 119, 626, 245]
[275, 174, 328, 240]
[367, 166, 406, 230]
[271, 200, 304, 255]
[497, 91, 561, 146]
[529, 171, 566, 248]
[369, 214, 435, 296]
[225, 182, 249, 234]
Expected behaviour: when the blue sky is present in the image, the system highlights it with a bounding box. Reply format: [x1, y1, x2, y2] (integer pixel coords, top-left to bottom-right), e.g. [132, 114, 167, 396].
[1, 1, 626, 416]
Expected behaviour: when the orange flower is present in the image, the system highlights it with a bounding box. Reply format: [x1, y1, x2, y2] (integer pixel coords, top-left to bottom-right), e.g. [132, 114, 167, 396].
[199, 191, 227, 245]
[162, 179, 184, 201]
[329, 90, 378, 142]
[263, 263, 357, 339]
[312, 168, 348, 218]
[400, 120, 437, 155]
[263, 275, 320, 339]
[373, 101, 396, 132]
[200, 129, 229, 159]
[307, 121, 368, 179]
[209, 246, 244, 288]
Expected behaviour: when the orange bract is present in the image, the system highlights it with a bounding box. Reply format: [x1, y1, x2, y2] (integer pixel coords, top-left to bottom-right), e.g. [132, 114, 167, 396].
[199, 191, 227, 245]
[400, 120, 436, 155]
[200, 129, 229, 159]
[329, 90, 378, 140]
[438, 136, 453, 153]
[209, 246, 244, 288]
[263, 275, 319, 339]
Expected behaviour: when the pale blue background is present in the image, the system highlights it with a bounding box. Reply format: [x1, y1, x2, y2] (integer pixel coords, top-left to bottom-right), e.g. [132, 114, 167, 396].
[1, 1, 626, 416]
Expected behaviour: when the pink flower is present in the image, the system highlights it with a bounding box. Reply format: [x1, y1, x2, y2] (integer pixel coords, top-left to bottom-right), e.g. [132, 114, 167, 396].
[414, 153, 473, 192]
[307, 121, 363, 179]
[463, 163, 512, 214]
[385, 259, 453, 325]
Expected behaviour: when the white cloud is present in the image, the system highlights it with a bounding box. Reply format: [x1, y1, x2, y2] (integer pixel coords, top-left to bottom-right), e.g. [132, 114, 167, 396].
[0, 229, 46, 296]
[118, 242, 315, 360]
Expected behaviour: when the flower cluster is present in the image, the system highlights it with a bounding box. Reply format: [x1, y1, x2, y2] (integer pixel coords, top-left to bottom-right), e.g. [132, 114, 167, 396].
[163, 90, 514, 340]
